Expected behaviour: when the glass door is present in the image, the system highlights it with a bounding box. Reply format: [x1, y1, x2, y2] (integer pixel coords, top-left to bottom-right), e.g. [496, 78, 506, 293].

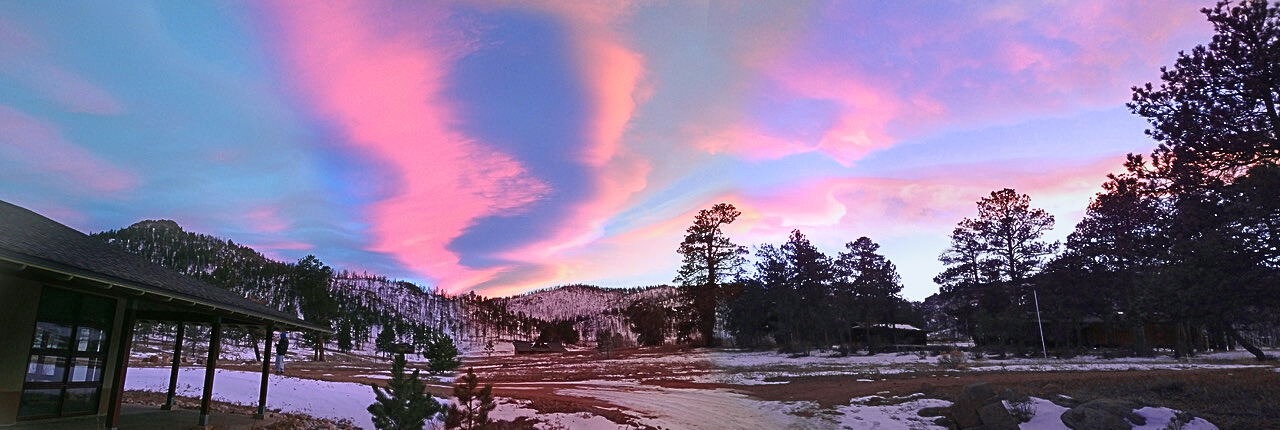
[17, 287, 116, 419]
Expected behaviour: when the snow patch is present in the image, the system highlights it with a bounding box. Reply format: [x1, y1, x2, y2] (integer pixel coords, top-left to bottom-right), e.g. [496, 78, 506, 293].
[1017, 397, 1070, 430]
[836, 397, 951, 430]
[125, 367, 383, 429]
[1132, 407, 1219, 430]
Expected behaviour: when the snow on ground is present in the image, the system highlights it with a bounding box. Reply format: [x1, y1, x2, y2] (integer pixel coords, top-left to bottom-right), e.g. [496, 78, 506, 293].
[836, 396, 951, 430]
[556, 381, 831, 430]
[605, 349, 1274, 385]
[489, 398, 629, 430]
[1005, 397, 1217, 430]
[122, 365, 1227, 430]
[1132, 407, 1219, 430]
[125, 367, 379, 429]
[968, 362, 1267, 373]
[124, 367, 625, 430]
[1017, 398, 1071, 430]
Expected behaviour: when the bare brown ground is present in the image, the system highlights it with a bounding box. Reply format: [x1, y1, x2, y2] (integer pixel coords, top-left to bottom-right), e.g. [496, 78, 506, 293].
[462, 346, 1280, 430]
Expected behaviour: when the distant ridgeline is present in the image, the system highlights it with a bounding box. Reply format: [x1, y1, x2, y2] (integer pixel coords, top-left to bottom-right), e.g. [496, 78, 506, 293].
[90, 220, 463, 354]
[89, 220, 683, 354]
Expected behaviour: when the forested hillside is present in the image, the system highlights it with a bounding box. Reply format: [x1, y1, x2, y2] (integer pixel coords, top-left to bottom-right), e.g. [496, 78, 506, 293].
[91, 220, 464, 358]
[90, 220, 691, 356]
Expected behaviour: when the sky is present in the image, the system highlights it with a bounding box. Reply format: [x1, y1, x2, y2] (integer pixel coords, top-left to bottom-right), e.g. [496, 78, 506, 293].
[0, 1, 1215, 300]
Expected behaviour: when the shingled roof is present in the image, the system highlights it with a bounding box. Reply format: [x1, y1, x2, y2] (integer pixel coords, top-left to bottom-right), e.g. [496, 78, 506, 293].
[0, 200, 328, 333]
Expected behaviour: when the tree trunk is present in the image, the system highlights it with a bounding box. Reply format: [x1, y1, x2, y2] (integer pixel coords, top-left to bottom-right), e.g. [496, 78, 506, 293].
[1226, 325, 1268, 361]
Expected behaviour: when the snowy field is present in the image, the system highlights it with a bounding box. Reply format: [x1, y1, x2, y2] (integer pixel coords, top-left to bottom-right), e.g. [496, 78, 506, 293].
[120, 344, 1261, 430]
[567, 348, 1274, 386]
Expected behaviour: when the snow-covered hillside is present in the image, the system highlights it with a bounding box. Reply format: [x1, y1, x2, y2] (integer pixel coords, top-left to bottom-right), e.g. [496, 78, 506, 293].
[502, 284, 676, 321]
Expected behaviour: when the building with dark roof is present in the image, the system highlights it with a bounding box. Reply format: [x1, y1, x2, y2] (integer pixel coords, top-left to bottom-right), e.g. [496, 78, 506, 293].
[0, 200, 328, 429]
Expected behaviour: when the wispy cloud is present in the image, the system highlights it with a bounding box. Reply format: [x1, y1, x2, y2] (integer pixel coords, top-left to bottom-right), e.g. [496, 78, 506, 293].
[262, 1, 550, 293]
[0, 105, 138, 194]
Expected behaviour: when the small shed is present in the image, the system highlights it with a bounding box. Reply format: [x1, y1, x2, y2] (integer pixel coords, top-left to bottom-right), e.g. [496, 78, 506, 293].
[0, 200, 329, 429]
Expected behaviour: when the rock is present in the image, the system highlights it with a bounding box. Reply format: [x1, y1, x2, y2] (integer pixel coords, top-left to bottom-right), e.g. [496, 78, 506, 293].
[918, 406, 949, 417]
[950, 401, 983, 428]
[932, 416, 953, 428]
[964, 382, 997, 402]
[951, 381, 998, 428]
[977, 402, 1021, 430]
[1061, 400, 1146, 430]
[1042, 383, 1063, 393]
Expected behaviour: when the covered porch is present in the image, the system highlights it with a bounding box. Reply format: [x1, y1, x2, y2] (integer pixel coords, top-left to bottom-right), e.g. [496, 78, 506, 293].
[0, 200, 329, 429]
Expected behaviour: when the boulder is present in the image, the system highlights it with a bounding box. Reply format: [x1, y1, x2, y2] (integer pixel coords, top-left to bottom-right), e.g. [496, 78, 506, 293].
[977, 402, 1021, 430]
[1061, 400, 1146, 430]
[964, 382, 997, 402]
[952, 383, 998, 430]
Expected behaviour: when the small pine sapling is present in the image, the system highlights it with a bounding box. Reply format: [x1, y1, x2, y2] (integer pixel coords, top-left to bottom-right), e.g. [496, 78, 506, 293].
[368, 353, 444, 430]
[445, 368, 495, 430]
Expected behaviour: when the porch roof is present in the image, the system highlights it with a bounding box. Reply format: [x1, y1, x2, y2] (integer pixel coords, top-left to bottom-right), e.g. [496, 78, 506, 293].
[0, 200, 328, 333]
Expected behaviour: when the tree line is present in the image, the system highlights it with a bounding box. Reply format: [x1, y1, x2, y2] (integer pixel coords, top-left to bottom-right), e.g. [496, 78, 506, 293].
[672, 203, 922, 352]
[675, 0, 1280, 360]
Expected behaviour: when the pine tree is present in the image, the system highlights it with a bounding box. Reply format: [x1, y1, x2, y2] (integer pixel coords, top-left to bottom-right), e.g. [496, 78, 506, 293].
[425, 334, 461, 374]
[368, 353, 444, 430]
[444, 368, 495, 430]
[675, 203, 747, 347]
[337, 320, 354, 353]
[376, 325, 396, 358]
[293, 255, 337, 361]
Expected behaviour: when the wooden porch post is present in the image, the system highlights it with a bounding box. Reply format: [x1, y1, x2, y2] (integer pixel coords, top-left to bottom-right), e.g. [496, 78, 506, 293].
[162, 321, 185, 410]
[255, 325, 273, 419]
[105, 299, 137, 430]
[198, 317, 222, 427]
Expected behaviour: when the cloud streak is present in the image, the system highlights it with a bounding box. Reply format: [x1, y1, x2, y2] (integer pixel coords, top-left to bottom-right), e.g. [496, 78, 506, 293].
[262, 1, 550, 293]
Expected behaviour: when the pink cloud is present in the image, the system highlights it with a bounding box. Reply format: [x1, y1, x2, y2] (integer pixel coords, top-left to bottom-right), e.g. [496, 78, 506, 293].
[0, 105, 139, 194]
[0, 17, 126, 115]
[700, 0, 1210, 164]
[474, 2, 654, 267]
[242, 204, 291, 234]
[735, 155, 1129, 244]
[261, 1, 550, 294]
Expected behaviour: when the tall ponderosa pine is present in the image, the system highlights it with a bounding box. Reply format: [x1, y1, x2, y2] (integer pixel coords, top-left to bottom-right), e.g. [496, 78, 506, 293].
[293, 255, 336, 361]
[935, 189, 1055, 347]
[368, 353, 444, 430]
[445, 368, 495, 430]
[675, 203, 747, 346]
[971, 189, 1057, 284]
[1129, 0, 1280, 186]
[1127, 0, 1280, 360]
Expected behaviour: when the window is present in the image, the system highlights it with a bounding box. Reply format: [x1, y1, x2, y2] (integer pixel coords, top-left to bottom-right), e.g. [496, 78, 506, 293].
[17, 288, 116, 419]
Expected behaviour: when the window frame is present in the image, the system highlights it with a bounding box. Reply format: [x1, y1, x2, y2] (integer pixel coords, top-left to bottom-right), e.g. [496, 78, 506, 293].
[17, 287, 116, 420]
